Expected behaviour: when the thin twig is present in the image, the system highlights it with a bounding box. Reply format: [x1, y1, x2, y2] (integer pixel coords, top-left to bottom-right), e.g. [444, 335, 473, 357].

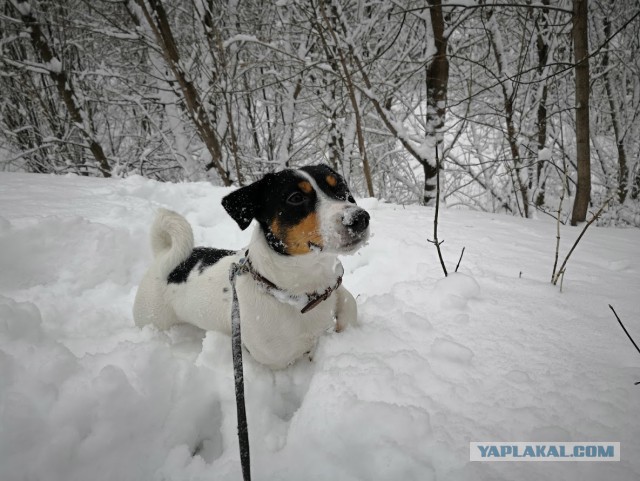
[609, 305, 640, 385]
[551, 154, 567, 282]
[429, 142, 448, 277]
[455, 247, 466, 273]
[609, 305, 640, 355]
[551, 197, 612, 285]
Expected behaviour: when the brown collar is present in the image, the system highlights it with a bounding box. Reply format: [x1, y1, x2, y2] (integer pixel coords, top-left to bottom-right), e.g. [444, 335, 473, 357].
[244, 256, 342, 314]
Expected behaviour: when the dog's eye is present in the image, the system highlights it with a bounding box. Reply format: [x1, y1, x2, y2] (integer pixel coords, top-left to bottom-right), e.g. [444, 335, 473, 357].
[347, 194, 356, 204]
[287, 192, 306, 205]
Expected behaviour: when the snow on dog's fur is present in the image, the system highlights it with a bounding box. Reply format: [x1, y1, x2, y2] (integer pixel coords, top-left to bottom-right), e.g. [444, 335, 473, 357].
[133, 164, 370, 369]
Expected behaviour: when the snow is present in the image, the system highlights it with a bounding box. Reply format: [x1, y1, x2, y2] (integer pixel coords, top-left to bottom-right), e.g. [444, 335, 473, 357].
[222, 35, 260, 49]
[46, 58, 62, 74]
[1, 172, 639, 481]
[10, 0, 31, 16]
[538, 147, 552, 161]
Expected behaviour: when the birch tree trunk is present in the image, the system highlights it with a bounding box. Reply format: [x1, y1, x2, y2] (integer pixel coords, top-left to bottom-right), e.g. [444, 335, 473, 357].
[533, 0, 550, 207]
[424, 0, 449, 206]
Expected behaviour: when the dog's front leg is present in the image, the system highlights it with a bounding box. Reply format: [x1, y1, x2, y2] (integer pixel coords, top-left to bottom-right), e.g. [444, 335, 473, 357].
[335, 286, 358, 332]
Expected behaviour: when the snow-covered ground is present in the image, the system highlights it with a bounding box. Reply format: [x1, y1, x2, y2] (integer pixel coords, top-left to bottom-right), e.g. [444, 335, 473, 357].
[1, 172, 639, 481]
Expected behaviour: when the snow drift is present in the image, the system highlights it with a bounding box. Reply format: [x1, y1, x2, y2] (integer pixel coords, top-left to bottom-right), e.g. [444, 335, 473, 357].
[1, 172, 639, 481]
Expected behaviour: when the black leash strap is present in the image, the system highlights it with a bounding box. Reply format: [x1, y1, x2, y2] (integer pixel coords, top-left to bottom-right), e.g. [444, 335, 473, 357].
[229, 260, 251, 481]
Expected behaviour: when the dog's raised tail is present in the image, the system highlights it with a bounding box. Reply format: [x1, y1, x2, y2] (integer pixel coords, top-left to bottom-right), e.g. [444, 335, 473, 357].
[150, 209, 194, 278]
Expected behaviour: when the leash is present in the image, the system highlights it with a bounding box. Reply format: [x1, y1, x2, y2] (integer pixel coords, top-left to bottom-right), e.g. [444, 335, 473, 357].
[227, 250, 343, 481]
[229, 256, 251, 481]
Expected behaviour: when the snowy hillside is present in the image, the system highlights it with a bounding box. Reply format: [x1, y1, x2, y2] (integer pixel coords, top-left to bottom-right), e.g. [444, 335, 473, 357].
[1, 172, 639, 481]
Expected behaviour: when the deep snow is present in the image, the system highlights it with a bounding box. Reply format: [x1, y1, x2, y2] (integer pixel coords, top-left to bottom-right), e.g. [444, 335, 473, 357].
[0, 172, 639, 481]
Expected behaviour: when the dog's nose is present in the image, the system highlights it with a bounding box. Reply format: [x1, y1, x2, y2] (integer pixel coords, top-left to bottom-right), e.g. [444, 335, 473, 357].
[343, 208, 370, 233]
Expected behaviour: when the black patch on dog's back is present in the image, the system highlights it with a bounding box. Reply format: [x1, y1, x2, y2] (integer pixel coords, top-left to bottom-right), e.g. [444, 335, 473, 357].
[167, 247, 235, 284]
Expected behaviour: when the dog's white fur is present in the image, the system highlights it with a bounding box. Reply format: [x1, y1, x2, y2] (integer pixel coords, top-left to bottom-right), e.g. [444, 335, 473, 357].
[133, 208, 360, 369]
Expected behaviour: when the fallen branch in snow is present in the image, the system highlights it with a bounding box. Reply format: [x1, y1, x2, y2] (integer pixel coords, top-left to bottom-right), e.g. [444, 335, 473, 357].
[551, 197, 612, 286]
[608, 305, 640, 385]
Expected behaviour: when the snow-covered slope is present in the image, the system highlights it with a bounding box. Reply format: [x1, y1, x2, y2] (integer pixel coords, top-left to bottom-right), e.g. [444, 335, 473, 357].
[1, 172, 639, 481]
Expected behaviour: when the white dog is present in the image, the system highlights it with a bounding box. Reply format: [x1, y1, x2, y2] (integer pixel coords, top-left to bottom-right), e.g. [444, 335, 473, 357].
[133, 165, 370, 369]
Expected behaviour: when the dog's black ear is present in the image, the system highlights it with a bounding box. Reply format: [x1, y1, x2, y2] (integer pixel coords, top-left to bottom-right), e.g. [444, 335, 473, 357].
[222, 178, 267, 230]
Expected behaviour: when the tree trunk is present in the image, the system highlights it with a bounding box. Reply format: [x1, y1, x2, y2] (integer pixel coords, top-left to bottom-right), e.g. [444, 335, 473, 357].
[570, 0, 591, 225]
[602, 2, 628, 204]
[533, 0, 550, 207]
[424, 0, 449, 206]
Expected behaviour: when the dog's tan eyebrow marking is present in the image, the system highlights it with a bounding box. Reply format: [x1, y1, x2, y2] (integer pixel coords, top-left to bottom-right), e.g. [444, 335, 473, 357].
[326, 175, 337, 187]
[298, 181, 314, 194]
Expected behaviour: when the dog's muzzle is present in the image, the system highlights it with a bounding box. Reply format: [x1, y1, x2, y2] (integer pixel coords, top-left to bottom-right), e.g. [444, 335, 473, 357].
[339, 206, 370, 250]
[319, 204, 370, 253]
[342, 207, 370, 235]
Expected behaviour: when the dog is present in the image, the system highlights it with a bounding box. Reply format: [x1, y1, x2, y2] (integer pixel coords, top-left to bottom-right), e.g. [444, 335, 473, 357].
[133, 164, 370, 369]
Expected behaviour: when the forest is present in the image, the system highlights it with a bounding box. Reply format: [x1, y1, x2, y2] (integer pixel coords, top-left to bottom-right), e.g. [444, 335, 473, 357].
[1, 0, 639, 225]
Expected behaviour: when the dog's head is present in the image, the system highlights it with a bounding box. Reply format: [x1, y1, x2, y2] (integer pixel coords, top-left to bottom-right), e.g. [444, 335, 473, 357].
[222, 164, 370, 255]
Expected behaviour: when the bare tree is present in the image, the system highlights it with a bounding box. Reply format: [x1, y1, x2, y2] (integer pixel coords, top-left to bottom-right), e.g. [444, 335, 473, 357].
[131, 0, 232, 185]
[570, 0, 591, 225]
[7, 0, 111, 176]
[316, 0, 374, 197]
[484, 8, 530, 217]
[1, 0, 638, 224]
[531, 0, 551, 208]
